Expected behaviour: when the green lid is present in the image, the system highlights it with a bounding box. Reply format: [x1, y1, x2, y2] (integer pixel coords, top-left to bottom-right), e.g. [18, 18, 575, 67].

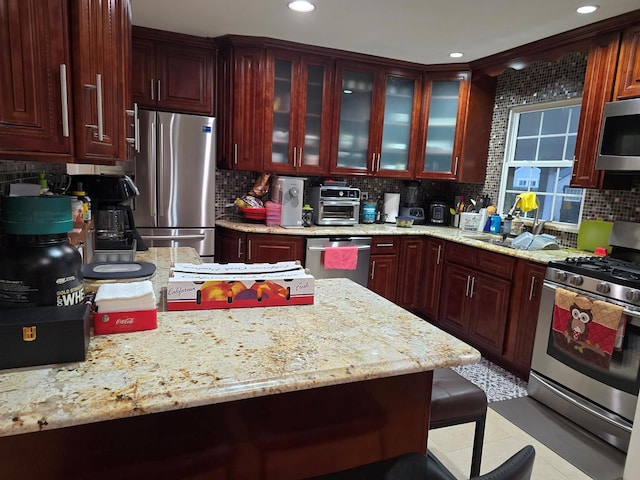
[1, 196, 72, 235]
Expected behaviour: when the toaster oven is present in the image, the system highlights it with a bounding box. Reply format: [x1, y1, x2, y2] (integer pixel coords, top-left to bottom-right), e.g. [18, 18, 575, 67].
[309, 186, 360, 226]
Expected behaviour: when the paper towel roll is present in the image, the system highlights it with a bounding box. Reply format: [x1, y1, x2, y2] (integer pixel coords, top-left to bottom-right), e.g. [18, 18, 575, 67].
[383, 193, 401, 223]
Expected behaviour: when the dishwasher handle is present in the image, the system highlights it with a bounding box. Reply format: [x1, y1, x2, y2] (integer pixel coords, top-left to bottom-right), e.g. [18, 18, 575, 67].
[307, 245, 371, 252]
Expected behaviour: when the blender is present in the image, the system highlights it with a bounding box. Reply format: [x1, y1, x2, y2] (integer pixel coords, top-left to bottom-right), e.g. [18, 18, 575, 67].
[399, 181, 425, 224]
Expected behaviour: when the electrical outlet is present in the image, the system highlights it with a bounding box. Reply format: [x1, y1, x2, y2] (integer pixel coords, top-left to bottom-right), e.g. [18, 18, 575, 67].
[361, 191, 369, 201]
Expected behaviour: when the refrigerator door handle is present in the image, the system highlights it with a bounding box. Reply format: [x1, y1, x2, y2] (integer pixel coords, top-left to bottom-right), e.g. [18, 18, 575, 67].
[150, 116, 158, 219]
[158, 120, 165, 218]
[141, 234, 206, 241]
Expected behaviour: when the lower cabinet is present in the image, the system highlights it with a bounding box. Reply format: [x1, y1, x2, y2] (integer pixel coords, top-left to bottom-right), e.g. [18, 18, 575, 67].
[418, 237, 445, 320]
[368, 237, 399, 302]
[215, 227, 303, 264]
[438, 242, 514, 357]
[395, 237, 426, 312]
[503, 260, 546, 379]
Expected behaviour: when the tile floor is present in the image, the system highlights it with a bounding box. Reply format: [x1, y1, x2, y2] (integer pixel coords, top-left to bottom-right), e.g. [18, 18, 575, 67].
[428, 408, 593, 480]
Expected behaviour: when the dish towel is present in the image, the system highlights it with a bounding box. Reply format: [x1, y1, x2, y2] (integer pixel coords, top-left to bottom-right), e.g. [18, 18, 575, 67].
[95, 280, 157, 313]
[551, 287, 625, 369]
[323, 246, 358, 270]
[517, 192, 538, 212]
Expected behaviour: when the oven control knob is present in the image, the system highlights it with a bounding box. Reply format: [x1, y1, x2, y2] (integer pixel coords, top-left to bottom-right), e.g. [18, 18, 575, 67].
[554, 271, 567, 282]
[568, 275, 583, 286]
[626, 289, 640, 303]
[596, 282, 610, 294]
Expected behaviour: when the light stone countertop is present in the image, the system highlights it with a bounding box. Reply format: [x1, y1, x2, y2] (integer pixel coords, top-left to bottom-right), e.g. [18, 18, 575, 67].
[216, 220, 589, 265]
[0, 247, 479, 438]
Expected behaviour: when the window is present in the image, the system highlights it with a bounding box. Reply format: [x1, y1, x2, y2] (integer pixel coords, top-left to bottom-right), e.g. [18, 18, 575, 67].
[498, 99, 584, 226]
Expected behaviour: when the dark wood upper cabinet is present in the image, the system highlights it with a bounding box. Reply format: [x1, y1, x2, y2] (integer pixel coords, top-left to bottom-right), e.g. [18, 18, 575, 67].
[615, 24, 640, 99]
[0, 0, 73, 160]
[571, 32, 621, 189]
[0, 0, 131, 164]
[132, 27, 214, 115]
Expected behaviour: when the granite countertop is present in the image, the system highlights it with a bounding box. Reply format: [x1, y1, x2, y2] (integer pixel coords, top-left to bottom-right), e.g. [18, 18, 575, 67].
[216, 220, 587, 264]
[0, 247, 479, 438]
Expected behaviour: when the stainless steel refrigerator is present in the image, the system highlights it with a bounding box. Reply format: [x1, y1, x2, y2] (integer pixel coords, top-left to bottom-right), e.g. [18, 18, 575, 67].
[133, 110, 216, 260]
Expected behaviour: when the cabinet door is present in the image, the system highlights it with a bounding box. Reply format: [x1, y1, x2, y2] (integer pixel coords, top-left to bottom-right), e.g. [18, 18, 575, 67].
[247, 234, 303, 263]
[467, 271, 511, 355]
[615, 25, 640, 100]
[155, 42, 213, 114]
[438, 263, 472, 337]
[504, 261, 546, 378]
[70, 0, 128, 162]
[0, 0, 73, 158]
[571, 32, 620, 188]
[216, 228, 246, 263]
[419, 238, 445, 320]
[395, 237, 425, 312]
[368, 255, 398, 302]
[131, 37, 156, 108]
[415, 73, 469, 180]
[376, 72, 421, 178]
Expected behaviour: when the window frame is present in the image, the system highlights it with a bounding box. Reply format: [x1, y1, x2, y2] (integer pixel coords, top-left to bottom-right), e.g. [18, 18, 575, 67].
[497, 98, 585, 228]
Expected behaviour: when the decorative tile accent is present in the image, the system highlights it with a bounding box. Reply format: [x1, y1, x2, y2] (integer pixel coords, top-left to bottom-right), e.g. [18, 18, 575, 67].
[452, 357, 528, 403]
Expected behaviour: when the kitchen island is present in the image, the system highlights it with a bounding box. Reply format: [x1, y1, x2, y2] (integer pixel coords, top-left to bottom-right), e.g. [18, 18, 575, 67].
[0, 247, 479, 479]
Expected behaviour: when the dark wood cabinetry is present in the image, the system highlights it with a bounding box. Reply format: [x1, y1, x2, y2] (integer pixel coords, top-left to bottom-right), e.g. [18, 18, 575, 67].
[439, 242, 514, 356]
[368, 237, 399, 302]
[0, 0, 131, 164]
[615, 24, 640, 99]
[216, 227, 303, 264]
[419, 238, 445, 320]
[132, 27, 214, 115]
[395, 237, 426, 312]
[503, 261, 546, 379]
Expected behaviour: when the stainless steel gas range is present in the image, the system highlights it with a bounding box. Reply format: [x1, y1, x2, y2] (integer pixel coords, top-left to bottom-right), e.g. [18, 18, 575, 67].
[529, 221, 640, 452]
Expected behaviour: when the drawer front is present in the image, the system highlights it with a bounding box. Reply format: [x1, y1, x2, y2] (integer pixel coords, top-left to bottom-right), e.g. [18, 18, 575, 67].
[444, 242, 478, 266]
[476, 250, 516, 279]
[370, 236, 398, 254]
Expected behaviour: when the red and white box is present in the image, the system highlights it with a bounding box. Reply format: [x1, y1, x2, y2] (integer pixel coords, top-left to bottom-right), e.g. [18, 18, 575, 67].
[167, 261, 315, 311]
[93, 281, 158, 334]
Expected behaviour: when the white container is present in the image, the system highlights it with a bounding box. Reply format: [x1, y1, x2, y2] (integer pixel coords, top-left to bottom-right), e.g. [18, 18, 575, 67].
[459, 212, 482, 232]
[383, 193, 401, 223]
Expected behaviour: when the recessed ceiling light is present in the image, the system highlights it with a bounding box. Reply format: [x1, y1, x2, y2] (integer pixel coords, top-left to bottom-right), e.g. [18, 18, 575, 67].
[288, 1, 315, 13]
[449, 52, 464, 58]
[577, 5, 599, 14]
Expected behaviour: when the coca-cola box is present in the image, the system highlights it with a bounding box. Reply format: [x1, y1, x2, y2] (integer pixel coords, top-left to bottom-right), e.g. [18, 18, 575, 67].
[93, 308, 157, 335]
[0, 304, 90, 370]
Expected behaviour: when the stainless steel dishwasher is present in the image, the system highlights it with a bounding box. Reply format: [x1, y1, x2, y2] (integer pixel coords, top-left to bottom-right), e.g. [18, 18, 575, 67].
[305, 237, 372, 287]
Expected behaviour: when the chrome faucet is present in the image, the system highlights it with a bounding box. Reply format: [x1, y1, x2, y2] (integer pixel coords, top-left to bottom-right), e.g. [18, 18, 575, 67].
[508, 196, 545, 235]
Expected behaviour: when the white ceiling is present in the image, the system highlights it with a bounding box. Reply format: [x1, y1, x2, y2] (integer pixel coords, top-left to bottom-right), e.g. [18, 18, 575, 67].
[131, 0, 640, 65]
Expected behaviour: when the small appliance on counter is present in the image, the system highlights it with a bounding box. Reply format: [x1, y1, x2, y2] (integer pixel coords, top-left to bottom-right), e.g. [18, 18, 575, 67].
[383, 193, 401, 223]
[309, 184, 360, 226]
[428, 201, 449, 225]
[71, 174, 147, 261]
[271, 176, 305, 228]
[399, 181, 425, 224]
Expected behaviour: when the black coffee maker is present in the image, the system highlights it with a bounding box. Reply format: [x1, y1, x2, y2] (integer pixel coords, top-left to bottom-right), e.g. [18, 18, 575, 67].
[71, 175, 147, 251]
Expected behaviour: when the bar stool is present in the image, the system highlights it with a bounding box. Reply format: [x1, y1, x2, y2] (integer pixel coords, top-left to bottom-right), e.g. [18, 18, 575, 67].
[429, 368, 488, 478]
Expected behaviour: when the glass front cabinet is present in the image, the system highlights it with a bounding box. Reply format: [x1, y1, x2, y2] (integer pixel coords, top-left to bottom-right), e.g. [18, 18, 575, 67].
[415, 72, 471, 180]
[264, 50, 333, 174]
[330, 61, 422, 178]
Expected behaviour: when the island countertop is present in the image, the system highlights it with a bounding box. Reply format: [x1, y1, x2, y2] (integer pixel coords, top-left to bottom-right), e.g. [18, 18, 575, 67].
[0, 247, 479, 438]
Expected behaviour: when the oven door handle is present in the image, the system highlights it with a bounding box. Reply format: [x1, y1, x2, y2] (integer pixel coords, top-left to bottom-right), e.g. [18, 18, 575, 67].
[543, 281, 640, 325]
[319, 200, 360, 206]
[530, 372, 633, 433]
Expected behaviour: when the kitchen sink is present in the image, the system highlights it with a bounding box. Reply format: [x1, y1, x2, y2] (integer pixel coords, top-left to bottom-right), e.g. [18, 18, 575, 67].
[462, 232, 560, 250]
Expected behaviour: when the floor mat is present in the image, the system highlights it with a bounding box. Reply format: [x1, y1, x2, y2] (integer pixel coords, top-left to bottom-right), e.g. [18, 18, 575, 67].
[452, 357, 528, 403]
[490, 396, 626, 480]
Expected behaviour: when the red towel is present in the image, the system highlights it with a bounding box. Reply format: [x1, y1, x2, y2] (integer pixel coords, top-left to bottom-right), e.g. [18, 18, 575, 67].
[552, 287, 625, 369]
[323, 246, 358, 270]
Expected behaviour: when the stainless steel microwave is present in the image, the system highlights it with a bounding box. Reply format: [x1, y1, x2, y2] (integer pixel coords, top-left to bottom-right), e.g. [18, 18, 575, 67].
[596, 98, 640, 171]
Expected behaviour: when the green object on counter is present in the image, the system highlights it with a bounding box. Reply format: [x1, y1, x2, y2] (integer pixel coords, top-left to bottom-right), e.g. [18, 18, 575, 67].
[302, 204, 313, 211]
[1, 195, 72, 234]
[577, 219, 613, 253]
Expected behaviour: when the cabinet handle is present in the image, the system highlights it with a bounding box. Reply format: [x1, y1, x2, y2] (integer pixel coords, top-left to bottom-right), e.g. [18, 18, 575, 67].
[376, 243, 394, 247]
[465, 275, 471, 297]
[157, 80, 161, 101]
[84, 73, 104, 141]
[469, 276, 476, 298]
[453, 156, 459, 176]
[237, 238, 243, 259]
[233, 143, 238, 165]
[293, 146, 297, 167]
[247, 239, 252, 261]
[528, 276, 536, 301]
[150, 79, 155, 100]
[59, 64, 70, 137]
[370, 261, 376, 280]
[299, 146, 303, 167]
[436, 245, 442, 265]
[371, 153, 377, 172]
[377, 153, 381, 171]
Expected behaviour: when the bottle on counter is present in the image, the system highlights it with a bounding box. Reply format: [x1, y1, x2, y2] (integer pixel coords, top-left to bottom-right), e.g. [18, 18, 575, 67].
[510, 213, 523, 236]
[71, 182, 91, 222]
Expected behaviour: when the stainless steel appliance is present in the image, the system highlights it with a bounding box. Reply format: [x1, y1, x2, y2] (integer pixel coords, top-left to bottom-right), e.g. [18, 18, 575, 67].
[529, 220, 640, 452]
[271, 176, 305, 228]
[134, 110, 216, 260]
[596, 98, 640, 171]
[400, 181, 425, 224]
[428, 201, 449, 225]
[305, 237, 371, 287]
[309, 185, 360, 226]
